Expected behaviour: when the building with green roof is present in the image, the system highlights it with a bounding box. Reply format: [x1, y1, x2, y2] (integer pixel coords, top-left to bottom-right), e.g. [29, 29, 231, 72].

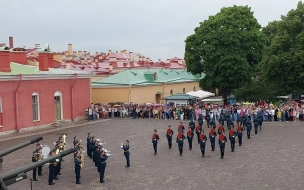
[91, 68, 204, 104]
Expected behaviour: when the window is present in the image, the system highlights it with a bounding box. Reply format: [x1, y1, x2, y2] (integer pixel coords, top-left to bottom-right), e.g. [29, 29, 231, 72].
[183, 88, 185, 94]
[32, 92, 40, 121]
[0, 97, 2, 113]
[170, 90, 173, 95]
[193, 86, 196, 91]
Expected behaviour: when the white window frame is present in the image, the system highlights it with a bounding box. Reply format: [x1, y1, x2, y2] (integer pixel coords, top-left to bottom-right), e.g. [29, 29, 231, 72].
[54, 91, 63, 120]
[32, 92, 40, 121]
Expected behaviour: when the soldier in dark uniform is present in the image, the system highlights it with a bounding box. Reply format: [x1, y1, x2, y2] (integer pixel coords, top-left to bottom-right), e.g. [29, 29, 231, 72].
[227, 119, 234, 130]
[225, 111, 231, 127]
[89, 137, 95, 159]
[257, 110, 263, 130]
[73, 136, 78, 146]
[52, 148, 59, 181]
[197, 115, 203, 128]
[48, 150, 56, 185]
[241, 113, 246, 129]
[245, 119, 252, 139]
[189, 120, 195, 132]
[236, 115, 242, 126]
[219, 115, 225, 127]
[176, 130, 186, 156]
[209, 119, 216, 129]
[87, 132, 91, 157]
[122, 140, 130, 167]
[253, 116, 259, 134]
[209, 127, 217, 151]
[219, 132, 227, 159]
[152, 130, 160, 155]
[93, 140, 99, 164]
[206, 113, 211, 128]
[236, 122, 243, 146]
[166, 125, 174, 149]
[35, 143, 43, 176]
[98, 150, 108, 183]
[195, 123, 202, 144]
[186, 127, 194, 150]
[199, 131, 208, 157]
[218, 122, 225, 135]
[74, 152, 82, 184]
[229, 128, 237, 152]
[95, 144, 101, 167]
[32, 149, 39, 181]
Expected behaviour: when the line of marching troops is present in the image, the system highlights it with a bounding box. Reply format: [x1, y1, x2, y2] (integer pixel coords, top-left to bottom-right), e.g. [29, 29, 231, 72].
[152, 115, 263, 159]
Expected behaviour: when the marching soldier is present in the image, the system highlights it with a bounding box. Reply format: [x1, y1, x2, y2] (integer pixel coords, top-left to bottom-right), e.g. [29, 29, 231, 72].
[206, 112, 211, 128]
[189, 120, 195, 132]
[218, 122, 224, 135]
[176, 130, 185, 156]
[245, 119, 252, 139]
[209, 119, 216, 129]
[227, 119, 234, 130]
[253, 116, 259, 134]
[236, 122, 243, 146]
[195, 123, 202, 144]
[199, 131, 207, 157]
[197, 115, 203, 128]
[122, 140, 130, 167]
[229, 128, 237, 152]
[209, 127, 217, 151]
[152, 130, 160, 155]
[178, 122, 185, 133]
[74, 152, 82, 184]
[186, 127, 194, 150]
[219, 132, 227, 159]
[166, 125, 174, 149]
[87, 132, 91, 157]
[258, 110, 264, 130]
[98, 150, 108, 183]
[219, 115, 225, 126]
[48, 150, 56, 185]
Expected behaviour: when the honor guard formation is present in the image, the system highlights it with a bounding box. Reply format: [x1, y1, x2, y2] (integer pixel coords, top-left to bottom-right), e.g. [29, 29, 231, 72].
[28, 107, 264, 186]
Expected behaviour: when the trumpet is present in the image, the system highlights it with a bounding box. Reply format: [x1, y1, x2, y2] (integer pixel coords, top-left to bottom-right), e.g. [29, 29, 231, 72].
[102, 148, 113, 156]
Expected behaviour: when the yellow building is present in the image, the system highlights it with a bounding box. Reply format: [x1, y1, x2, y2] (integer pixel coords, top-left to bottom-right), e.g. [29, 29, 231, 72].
[91, 69, 203, 104]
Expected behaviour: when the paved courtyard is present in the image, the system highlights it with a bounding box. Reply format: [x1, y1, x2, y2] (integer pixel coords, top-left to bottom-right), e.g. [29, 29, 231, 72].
[0, 119, 304, 190]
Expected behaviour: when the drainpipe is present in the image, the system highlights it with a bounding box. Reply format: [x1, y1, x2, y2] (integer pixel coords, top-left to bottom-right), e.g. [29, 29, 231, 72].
[128, 84, 131, 103]
[15, 74, 22, 132]
[71, 74, 78, 121]
[162, 82, 166, 104]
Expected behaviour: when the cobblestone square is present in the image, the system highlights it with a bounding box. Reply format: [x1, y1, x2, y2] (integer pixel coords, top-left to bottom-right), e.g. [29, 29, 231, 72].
[0, 119, 303, 190]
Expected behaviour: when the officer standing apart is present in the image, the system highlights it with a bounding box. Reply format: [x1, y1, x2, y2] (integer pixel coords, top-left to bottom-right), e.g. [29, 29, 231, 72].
[209, 127, 217, 151]
[176, 130, 186, 156]
[122, 140, 130, 167]
[219, 132, 227, 159]
[186, 127, 194, 150]
[229, 128, 236, 152]
[98, 150, 108, 183]
[245, 119, 252, 139]
[74, 152, 82, 184]
[166, 125, 174, 149]
[236, 122, 243, 146]
[253, 117, 259, 134]
[199, 131, 207, 157]
[152, 130, 160, 155]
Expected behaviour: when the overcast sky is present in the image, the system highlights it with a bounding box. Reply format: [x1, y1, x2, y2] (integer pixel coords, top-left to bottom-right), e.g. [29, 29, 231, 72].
[0, 0, 301, 60]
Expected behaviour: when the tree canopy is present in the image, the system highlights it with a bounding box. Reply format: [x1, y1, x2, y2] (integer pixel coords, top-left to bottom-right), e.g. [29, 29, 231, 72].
[185, 5, 266, 104]
[261, 1, 304, 97]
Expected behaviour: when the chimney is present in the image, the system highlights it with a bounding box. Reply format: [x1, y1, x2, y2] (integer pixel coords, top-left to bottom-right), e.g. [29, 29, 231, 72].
[108, 50, 112, 54]
[64, 51, 68, 56]
[66, 55, 72, 62]
[178, 59, 183, 64]
[68, 44, 73, 56]
[38, 52, 49, 71]
[158, 58, 161, 62]
[48, 53, 54, 68]
[10, 48, 28, 65]
[0, 47, 11, 72]
[123, 50, 127, 54]
[73, 51, 77, 56]
[66, 62, 71, 70]
[109, 57, 116, 62]
[9, 36, 14, 49]
[53, 53, 62, 64]
[95, 52, 98, 56]
[166, 59, 170, 64]
[78, 51, 82, 57]
[83, 51, 87, 56]
[129, 52, 133, 61]
[35, 44, 40, 49]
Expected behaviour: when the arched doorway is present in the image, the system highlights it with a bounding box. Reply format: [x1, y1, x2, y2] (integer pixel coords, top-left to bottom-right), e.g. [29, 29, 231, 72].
[0, 97, 2, 126]
[54, 91, 63, 120]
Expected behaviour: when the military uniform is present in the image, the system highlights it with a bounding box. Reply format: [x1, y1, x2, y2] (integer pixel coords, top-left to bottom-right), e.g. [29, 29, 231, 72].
[245, 119, 252, 139]
[176, 132, 186, 156]
[229, 129, 236, 152]
[98, 153, 108, 183]
[199, 132, 208, 157]
[219, 134, 227, 159]
[152, 131, 160, 155]
[74, 156, 82, 184]
[122, 142, 130, 167]
[253, 117, 259, 134]
[32, 150, 39, 181]
[236, 125, 243, 146]
[186, 128, 194, 150]
[209, 128, 217, 151]
[166, 127, 174, 149]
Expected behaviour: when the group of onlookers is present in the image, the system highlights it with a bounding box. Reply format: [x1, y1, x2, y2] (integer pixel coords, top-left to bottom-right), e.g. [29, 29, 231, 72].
[87, 100, 304, 122]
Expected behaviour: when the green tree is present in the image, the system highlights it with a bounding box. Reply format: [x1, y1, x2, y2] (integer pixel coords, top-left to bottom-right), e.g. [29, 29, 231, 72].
[185, 5, 266, 104]
[261, 1, 304, 97]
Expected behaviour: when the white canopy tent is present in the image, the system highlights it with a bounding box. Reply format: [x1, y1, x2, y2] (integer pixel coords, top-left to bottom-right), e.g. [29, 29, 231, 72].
[186, 90, 215, 99]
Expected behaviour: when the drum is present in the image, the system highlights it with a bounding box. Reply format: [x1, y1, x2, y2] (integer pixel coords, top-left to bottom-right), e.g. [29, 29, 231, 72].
[41, 145, 51, 159]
